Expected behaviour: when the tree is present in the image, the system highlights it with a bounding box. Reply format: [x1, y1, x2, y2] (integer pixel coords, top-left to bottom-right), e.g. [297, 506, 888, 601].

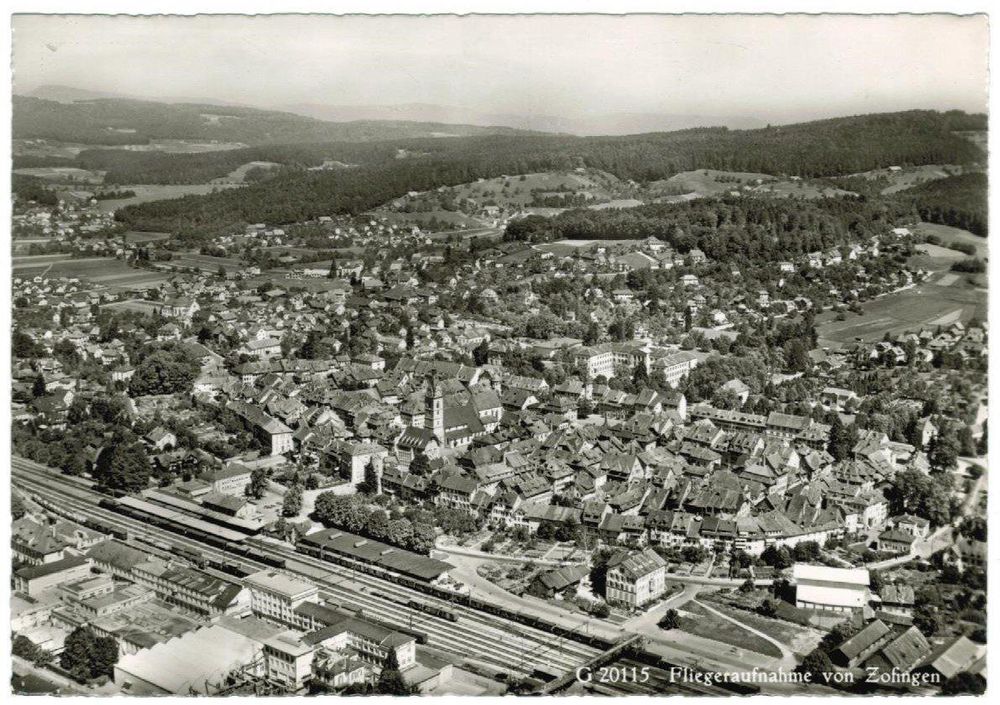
[60, 626, 119, 682]
[761, 544, 793, 570]
[827, 415, 859, 462]
[681, 545, 708, 564]
[12, 330, 42, 359]
[409, 450, 430, 476]
[13, 635, 44, 663]
[590, 549, 615, 597]
[273, 516, 291, 541]
[282, 483, 303, 517]
[739, 578, 756, 594]
[657, 608, 680, 630]
[796, 648, 833, 680]
[472, 339, 490, 366]
[784, 338, 811, 373]
[756, 599, 778, 618]
[631, 361, 649, 388]
[959, 516, 987, 542]
[93, 442, 151, 494]
[913, 604, 940, 637]
[869, 570, 885, 594]
[31, 374, 46, 398]
[375, 649, 414, 696]
[941, 672, 986, 696]
[245, 468, 269, 499]
[886, 468, 952, 526]
[12, 494, 26, 520]
[128, 349, 198, 396]
[792, 541, 821, 563]
[927, 428, 960, 473]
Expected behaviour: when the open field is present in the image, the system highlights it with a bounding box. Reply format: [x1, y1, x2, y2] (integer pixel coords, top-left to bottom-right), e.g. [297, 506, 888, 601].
[13, 255, 169, 290]
[14, 166, 105, 184]
[647, 169, 775, 197]
[383, 169, 628, 214]
[113, 139, 249, 153]
[426, 227, 501, 241]
[675, 602, 783, 658]
[589, 198, 644, 210]
[548, 238, 644, 248]
[95, 183, 244, 211]
[908, 243, 969, 273]
[816, 276, 986, 348]
[123, 230, 171, 245]
[210, 160, 282, 184]
[101, 299, 163, 315]
[913, 221, 987, 258]
[698, 601, 824, 657]
[647, 169, 853, 200]
[159, 253, 242, 272]
[439, 169, 626, 208]
[368, 209, 485, 230]
[749, 180, 855, 199]
[842, 164, 975, 194]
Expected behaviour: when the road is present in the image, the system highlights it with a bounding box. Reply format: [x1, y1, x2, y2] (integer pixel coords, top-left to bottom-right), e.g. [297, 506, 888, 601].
[867, 524, 953, 570]
[442, 552, 624, 642]
[957, 455, 988, 517]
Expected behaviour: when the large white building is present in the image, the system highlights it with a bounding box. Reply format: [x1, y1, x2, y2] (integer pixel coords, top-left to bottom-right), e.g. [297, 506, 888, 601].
[605, 548, 667, 609]
[245, 570, 319, 625]
[793, 563, 870, 613]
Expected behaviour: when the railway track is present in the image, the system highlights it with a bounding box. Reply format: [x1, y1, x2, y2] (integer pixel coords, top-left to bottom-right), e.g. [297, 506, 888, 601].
[13, 458, 599, 677]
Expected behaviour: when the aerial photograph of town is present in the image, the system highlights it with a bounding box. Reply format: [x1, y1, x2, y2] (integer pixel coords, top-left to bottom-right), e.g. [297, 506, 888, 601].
[6, 10, 991, 698]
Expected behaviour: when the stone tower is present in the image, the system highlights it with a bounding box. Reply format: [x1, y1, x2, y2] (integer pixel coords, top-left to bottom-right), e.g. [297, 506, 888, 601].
[425, 374, 444, 443]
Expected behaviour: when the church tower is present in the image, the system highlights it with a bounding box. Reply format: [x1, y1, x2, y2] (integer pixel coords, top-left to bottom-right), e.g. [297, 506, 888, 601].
[425, 375, 444, 443]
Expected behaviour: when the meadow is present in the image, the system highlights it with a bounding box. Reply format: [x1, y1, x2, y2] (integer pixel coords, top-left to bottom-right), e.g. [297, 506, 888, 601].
[13, 255, 169, 290]
[816, 273, 985, 348]
[95, 183, 244, 212]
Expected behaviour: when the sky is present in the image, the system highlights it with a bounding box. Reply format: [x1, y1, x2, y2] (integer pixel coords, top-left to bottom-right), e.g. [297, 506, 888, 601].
[11, 14, 990, 123]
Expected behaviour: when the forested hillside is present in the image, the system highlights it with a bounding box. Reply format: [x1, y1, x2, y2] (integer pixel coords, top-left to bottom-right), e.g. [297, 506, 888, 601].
[504, 196, 919, 261]
[19, 109, 982, 242]
[12, 96, 532, 146]
[66, 110, 989, 184]
[893, 173, 988, 236]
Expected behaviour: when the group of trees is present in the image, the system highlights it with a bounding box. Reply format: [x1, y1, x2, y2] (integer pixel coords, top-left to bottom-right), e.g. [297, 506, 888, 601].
[896, 173, 988, 237]
[92, 440, 152, 494]
[886, 467, 954, 527]
[12, 635, 53, 667]
[313, 492, 437, 554]
[759, 541, 822, 570]
[127, 345, 201, 397]
[505, 195, 918, 263]
[60, 626, 119, 682]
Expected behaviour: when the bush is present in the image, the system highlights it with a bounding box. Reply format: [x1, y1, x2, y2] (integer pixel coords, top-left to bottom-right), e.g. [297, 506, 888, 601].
[658, 608, 680, 630]
[950, 257, 986, 274]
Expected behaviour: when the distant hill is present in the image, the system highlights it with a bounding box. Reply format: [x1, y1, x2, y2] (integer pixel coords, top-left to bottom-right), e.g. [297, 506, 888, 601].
[284, 101, 765, 135]
[21, 84, 248, 107]
[108, 109, 988, 240]
[11, 95, 539, 146]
